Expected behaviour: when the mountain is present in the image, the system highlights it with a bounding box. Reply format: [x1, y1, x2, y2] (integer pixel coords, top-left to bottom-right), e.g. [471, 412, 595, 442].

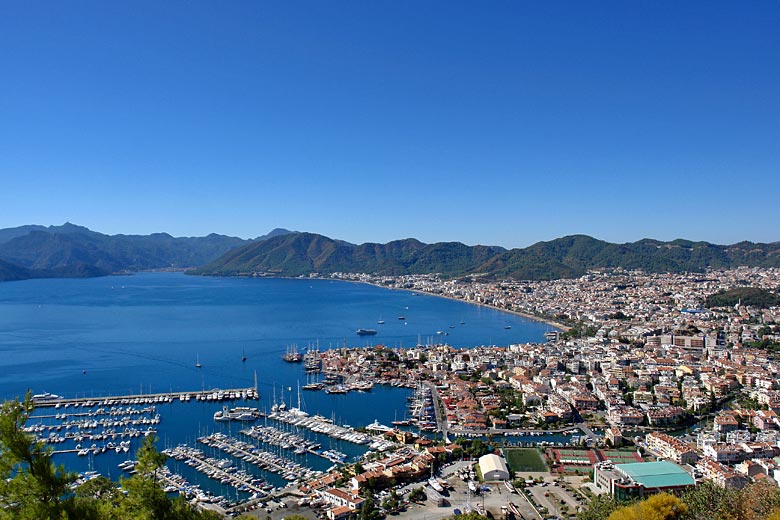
[0, 222, 94, 244]
[2, 223, 779, 282]
[0, 258, 32, 281]
[194, 232, 780, 280]
[193, 232, 504, 277]
[255, 228, 296, 241]
[0, 224, 295, 281]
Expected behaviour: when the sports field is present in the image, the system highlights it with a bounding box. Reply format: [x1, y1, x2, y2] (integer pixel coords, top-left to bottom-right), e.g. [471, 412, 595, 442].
[504, 448, 548, 472]
[551, 448, 598, 465]
[598, 449, 643, 463]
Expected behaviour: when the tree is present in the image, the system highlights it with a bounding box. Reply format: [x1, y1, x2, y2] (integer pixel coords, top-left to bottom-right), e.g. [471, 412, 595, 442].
[409, 487, 427, 503]
[381, 490, 399, 512]
[358, 496, 382, 520]
[0, 392, 77, 519]
[607, 493, 686, 520]
[0, 395, 242, 520]
[446, 513, 488, 520]
[577, 495, 617, 520]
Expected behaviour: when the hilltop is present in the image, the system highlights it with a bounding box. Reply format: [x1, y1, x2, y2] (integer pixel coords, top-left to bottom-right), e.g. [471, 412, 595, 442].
[0, 224, 294, 281]
[193, 232, 780, 280]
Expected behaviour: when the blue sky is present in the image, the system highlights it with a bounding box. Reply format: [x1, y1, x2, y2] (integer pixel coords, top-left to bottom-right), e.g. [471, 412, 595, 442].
[1, 1, 778, 248]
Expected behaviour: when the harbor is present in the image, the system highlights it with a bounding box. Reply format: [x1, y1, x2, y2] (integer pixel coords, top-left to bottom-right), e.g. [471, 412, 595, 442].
[198, 432, 322, 482]
[31, 387, 259, 408]
[1, 272, 558, 515]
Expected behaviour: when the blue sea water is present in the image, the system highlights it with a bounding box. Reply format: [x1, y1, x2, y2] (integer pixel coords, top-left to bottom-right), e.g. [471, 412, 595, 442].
[0, 272, 554, 497]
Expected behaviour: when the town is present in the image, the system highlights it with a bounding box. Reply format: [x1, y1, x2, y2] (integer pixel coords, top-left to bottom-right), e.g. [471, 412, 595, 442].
[265, 266, 780, 519]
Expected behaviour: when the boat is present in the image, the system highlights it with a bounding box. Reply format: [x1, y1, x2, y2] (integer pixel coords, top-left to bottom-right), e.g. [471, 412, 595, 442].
[504, 325, 512, 330]
[241, 347, 247, 362]
[397, 316, 406, 320]
[214, 405, 263, 422]
[283, 345, 303, 362]
[356, 329, 377, 336]
[32, 392, 62, 402]
[195, 354, 202, 369]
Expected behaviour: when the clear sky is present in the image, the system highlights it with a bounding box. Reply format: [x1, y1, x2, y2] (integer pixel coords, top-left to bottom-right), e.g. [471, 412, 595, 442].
[1, 2, 778, 248]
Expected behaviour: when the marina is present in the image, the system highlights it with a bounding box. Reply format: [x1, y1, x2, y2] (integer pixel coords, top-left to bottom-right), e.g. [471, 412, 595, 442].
[198, 432, 323, 482]
[240, 424, 326, 460]
[163, 443, 270, 496]
[1, 272, 552, 508]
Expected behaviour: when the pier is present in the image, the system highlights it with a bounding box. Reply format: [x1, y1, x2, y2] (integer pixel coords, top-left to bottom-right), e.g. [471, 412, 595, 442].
[32, 387, 259, 408]
[199, 432, 322, 482]
[164, 443, 270, 496]
[240, 425, 332, 461]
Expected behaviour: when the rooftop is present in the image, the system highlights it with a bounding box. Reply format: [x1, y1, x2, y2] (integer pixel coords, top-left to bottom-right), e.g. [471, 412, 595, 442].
[617, 461, 695, 489]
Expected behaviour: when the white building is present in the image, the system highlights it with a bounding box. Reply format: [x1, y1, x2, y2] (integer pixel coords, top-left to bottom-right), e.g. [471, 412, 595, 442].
[478, 454, 510, 481]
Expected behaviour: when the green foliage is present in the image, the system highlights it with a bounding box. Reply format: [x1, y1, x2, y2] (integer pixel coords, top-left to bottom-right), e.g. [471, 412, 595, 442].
[454, 439, 489, 458]
[381, 490, 399, 512]
[0, 392, 76, 519]
[577, 497, 617, 520]
[446, 513, 488, 520]
[409, 487, 427, 502]
[194, 231, 780, 280]
[607, 493, 686, 520]
[586, 481, 780, 520]
[0, 395, 220, 520]
[705, 287, 780, 309]
[358, 496, 383, 520]
[5, 224, 780, 282]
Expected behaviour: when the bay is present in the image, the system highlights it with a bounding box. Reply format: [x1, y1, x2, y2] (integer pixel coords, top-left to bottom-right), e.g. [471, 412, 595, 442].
[0, 272, 554, 500]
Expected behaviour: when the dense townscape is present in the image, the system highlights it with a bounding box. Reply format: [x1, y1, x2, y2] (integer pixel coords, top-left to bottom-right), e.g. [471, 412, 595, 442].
[5, 267, 780, 520]
[282, 267, 780, 519]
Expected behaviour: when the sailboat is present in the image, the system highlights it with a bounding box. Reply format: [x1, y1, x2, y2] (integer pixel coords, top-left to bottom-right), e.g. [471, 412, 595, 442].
[241, 348, 247, 362]
[195, 354, 202, 368]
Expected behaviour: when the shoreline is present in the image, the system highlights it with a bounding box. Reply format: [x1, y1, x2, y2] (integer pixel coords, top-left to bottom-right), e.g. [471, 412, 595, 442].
[188, 271, 572, 333]
[377, 283, 571, 332]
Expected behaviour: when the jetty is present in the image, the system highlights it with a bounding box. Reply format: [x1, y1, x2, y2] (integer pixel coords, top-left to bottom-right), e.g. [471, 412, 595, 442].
[31, 387, 259, 408]
[164, 443, 270, 496]
[199, 432, 322, 482]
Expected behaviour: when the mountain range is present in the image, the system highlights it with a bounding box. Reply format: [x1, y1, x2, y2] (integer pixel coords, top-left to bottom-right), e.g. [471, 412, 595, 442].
[0, 223, 293, 281]
[1, 223, 779, 282]
[193, 232, 780, 280]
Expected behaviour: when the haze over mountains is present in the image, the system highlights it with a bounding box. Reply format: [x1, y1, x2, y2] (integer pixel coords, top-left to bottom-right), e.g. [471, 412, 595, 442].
[0, 223, 293, 281]
[1, 223, 778, 283]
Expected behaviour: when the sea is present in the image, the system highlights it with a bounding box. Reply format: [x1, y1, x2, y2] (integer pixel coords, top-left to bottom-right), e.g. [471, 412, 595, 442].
[0, 272, 560, 501]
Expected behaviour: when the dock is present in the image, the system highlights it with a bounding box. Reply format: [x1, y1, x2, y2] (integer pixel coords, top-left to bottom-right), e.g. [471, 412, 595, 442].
[164, 443, 270, 496]
[32, 387, 259, 408]
[199, 432, 322, 482]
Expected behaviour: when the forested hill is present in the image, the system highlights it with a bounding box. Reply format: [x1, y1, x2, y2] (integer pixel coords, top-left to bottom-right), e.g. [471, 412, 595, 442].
[2, 223, 779, 282]
[193, 232, 780, 280]
[0, 223, 294, 281]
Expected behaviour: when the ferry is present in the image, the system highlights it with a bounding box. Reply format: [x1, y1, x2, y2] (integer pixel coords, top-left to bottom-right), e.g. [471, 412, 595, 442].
[32, 392, 62, 402]
[356, 329, 377, 336]
[213, 406, 263, 422]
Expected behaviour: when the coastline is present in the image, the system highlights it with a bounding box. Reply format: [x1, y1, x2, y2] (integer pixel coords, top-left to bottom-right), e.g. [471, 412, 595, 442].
[189, 271, 572, 333]
[367, 282, 571, 332]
